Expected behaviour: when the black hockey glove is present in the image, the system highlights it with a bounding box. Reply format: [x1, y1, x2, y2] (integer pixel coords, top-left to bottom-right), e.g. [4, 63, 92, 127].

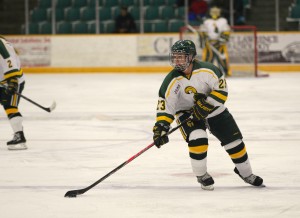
[193, 93, 207, 102]
[153, 122, 170, 148]
[5, 78, 18, 95]
[192, 93, 214, 121]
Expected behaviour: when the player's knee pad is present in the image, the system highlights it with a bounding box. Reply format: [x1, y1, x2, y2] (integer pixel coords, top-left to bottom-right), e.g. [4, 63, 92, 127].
[189, 129, 207, 141]
[177, 113, 206, 142]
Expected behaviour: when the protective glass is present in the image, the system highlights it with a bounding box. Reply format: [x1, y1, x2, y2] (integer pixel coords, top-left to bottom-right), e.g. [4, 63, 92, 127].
[170, 52, 191, 71]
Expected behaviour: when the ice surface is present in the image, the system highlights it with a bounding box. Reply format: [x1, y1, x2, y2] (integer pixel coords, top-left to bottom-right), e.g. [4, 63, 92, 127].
[0, 73, 299, 218]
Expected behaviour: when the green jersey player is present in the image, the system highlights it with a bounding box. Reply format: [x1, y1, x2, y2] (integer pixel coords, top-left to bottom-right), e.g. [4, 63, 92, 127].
[152, 39, 263, 190]
[0, 36, 27, 150]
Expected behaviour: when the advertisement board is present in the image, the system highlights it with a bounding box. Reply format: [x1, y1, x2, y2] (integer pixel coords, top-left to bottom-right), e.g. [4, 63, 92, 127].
[7, 36, 51, 67]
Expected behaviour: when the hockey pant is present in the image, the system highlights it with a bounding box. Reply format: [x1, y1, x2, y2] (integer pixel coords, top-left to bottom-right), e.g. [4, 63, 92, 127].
[177, 109, 253, 178]
[202, 43, 231, 76]
[0, 81, 25, 133]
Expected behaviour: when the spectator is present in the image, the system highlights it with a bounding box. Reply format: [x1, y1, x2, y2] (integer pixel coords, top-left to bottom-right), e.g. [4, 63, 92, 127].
[234, 0, 245, 25]
[174, 0, 192, 8]
[189, 0, 209, 21]
[211, 0, 245, 25]
[115, 6, 137, 33]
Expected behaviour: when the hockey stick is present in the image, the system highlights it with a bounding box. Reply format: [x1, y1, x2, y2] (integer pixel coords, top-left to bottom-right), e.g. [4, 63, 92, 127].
[64, 116, 192, 198]
[186, 24, 226, 59]
[0, 84, 56, 113]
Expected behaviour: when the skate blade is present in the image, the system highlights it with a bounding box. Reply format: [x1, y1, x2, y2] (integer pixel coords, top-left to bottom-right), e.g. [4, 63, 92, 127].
[201, 184, 214, 191]
[7, 143, 28, 150]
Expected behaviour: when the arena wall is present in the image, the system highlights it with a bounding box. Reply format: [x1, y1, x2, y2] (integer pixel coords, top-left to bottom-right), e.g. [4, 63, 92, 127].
[5, 32, 300, 73]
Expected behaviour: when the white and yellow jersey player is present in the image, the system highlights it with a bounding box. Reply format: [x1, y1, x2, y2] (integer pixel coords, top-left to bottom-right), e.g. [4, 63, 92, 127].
[0, 36, 27, 150]
[152, 40, 263, 190]
[199, 7, 231, 76]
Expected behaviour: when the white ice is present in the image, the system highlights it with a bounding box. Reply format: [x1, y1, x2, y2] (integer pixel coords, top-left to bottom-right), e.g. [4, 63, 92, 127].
[0, 73, 299, 218]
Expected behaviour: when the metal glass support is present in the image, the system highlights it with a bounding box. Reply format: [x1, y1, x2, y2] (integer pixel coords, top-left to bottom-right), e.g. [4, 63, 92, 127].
[96, 0, 99, 33]
[24, 0, 29, 34]
[52, 0, 56, 34]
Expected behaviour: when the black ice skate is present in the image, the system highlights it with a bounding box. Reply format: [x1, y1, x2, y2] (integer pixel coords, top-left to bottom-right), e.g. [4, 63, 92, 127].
[7, 131, 27, 150]
[234, 167, 264, 187]
[197, 172, 214, 190]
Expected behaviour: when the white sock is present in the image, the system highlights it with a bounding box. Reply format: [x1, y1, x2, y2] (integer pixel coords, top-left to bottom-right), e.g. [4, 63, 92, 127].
[9, 116, 23, 133]
[235, 160, 253, 178]
[190, 158, 207, 177]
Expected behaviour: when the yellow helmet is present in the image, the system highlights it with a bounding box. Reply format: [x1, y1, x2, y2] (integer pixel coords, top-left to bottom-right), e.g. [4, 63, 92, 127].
[210, 7, 221, 19]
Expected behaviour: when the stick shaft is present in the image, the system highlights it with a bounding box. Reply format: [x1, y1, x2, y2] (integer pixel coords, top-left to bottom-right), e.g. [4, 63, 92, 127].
[0, 84, 53, 112]
[14, 92, 51, 112]
[64, 116, 191, 197]
[79, 142, 155, 194]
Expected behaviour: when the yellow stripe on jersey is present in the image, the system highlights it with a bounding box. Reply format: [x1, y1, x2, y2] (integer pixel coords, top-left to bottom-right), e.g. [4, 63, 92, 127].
[179, 127, 187, 140]
[176, 119, 188, 140]
[193, 69, 218, 79]
[4, 69, 23, 80]
[156, 115, 174, 124]
[210, 90, 227, 102]
[5, 108, 19, 115]
[189, 145, 208, 154]
[229, 147, 247, 159]
[166, 77, 184, 98]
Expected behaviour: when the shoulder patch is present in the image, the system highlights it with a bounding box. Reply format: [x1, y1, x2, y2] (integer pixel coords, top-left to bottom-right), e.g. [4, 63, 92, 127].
[159, 70, 183, 98]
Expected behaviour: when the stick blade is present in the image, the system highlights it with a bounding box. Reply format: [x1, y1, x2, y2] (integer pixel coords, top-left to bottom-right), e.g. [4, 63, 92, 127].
[49, 101, 56, 112]
[64, 190, 79, 198]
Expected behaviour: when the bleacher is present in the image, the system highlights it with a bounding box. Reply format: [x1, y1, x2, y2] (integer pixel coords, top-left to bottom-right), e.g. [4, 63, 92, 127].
[286, 0, 300, 29]
[25, 0, 186, 34]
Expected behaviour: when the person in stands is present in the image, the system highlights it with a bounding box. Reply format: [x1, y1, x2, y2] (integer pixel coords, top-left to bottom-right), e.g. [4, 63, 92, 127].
[115, 6, 137, 33]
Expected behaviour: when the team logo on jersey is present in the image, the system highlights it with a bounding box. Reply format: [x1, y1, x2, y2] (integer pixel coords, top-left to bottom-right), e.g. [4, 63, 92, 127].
[184, 86, 197, 94]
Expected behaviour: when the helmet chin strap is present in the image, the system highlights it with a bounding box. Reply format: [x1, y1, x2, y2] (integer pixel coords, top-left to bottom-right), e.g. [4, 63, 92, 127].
[185, 56, 195, 71]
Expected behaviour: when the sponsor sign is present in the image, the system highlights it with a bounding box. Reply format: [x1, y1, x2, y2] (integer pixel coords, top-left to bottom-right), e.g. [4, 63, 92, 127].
[138, 33, 300, 64]
[137, 35, 178, 63]
[6, 36, 51, 67]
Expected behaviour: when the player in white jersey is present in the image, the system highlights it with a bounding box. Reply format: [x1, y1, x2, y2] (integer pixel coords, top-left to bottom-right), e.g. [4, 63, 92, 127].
[199, 7, 231, 76]
[152, 40, 263, 190]
[0, 36, 27, 150]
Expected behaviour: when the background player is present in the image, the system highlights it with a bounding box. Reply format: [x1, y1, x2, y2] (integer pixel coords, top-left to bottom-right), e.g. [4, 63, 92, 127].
[199, 6, 231, 76]
[152, 39, 263, 190]
[0, 35, 27, 150]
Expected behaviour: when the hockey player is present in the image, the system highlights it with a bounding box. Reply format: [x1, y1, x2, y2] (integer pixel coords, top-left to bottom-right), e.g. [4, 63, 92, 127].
[152, 39, 263, 190]
[199, 6, 231, 76]
[0, 36, 27, 150]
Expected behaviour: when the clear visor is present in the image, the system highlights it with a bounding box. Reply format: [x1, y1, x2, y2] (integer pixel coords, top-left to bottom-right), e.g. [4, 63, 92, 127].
[170, 51, 191, 71]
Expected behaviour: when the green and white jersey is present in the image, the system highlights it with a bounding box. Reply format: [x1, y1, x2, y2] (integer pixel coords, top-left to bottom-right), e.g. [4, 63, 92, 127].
[0, 37, 24, 83]
[156, 60, 228, 125]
